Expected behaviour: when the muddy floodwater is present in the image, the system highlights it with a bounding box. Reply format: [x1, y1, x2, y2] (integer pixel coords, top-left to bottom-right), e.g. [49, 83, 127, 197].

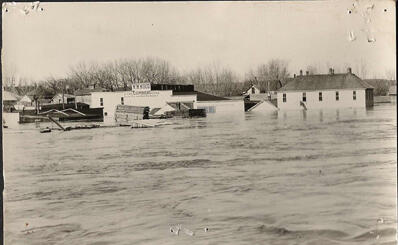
[3, 103, 397, 245]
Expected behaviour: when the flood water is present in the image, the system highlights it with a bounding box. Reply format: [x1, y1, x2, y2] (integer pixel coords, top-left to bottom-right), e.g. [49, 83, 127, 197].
[3, 104, 397, 245]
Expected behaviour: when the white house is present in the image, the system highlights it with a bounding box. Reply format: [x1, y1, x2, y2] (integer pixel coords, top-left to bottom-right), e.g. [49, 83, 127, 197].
[243, 85, 260, 95]
[277, 68, 374, 110]
[18, 95, 34, 106]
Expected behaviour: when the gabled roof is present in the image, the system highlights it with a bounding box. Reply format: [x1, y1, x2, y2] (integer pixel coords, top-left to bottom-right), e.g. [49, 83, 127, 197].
[3, 91, 19, 101]
[278, 73, 373, 91]
[246, 80, 283, 92]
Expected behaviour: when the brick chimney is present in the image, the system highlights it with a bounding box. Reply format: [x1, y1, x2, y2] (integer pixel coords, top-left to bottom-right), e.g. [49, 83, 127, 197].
[347, 67, 352, 74]
[300, 70, 303, 76]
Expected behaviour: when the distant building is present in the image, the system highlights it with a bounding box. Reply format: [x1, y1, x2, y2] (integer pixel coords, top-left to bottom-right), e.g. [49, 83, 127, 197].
[2, 89, 19, 112]
[243, 85, 261, 95]
[74, 87, 108, 105]
[277, 68, 374, 110]
[89, 82, 243, 124]
[18, 95, 34, 107]
[51, 93, 75, 104]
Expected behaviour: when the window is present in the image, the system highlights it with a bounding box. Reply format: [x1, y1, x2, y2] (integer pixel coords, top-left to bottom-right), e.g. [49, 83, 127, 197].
[104, 112, 108, 116]
[100, 98, 103, 106]
[302, 92, 306, 102]
[353, 91, 356, 100]
[319, 92, 323, 101]
[121, 97, 124, 105]
[252, 87, 256, 94]
[283, 93, 287, 103]
[336, 91, 339, 101]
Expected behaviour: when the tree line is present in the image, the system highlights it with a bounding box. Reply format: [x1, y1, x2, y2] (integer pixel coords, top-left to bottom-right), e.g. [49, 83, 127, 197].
[3, 57, 396, 98]
[3, 57, 291, 98]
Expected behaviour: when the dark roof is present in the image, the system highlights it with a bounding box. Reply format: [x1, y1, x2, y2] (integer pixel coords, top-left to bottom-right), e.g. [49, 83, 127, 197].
[74, 87, 108, 96]
[279, 73, 373, 91]
[151, 84, 194, 92]
[172, 91, 229, 101]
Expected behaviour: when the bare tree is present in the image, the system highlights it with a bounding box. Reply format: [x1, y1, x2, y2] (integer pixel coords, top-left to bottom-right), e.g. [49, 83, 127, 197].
[385, 69, 396, 81]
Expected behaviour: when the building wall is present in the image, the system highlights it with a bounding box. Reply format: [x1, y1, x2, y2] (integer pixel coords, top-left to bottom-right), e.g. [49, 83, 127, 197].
[91, 91, 197, 124]
[75, 95, 91, 105]
[51, 94, 75, 104]
[277, 89, 366, 110]
[196, 100, 244, 115]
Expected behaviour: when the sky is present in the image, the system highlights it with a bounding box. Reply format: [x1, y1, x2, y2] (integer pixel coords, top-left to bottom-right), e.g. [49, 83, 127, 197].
[2, 0, 396, 82]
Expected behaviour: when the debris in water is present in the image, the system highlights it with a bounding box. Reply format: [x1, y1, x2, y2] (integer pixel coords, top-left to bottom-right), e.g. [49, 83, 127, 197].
[348, 31, 356, 42]
[183, 227, 195, 236]
[367, 36, 376, 43]
[169, 224, 181, 236]
[204, 227, 209, 232]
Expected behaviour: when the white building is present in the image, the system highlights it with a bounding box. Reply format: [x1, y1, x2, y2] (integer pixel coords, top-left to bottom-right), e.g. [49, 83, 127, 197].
[277, 68, 374, 110]
[89, 83, 243, 124]
[50, 93, 75, 104]
[243, 85, 261, 95]
[74, 87, 108, 105]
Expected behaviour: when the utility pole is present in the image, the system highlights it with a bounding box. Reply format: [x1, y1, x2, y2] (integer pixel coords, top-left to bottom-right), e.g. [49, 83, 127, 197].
[62, 80, 65, 110]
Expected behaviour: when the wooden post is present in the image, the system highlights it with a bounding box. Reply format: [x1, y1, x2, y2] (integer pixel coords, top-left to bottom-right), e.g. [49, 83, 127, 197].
[47, 116, 65, 131]
[62, 82, 65, 110]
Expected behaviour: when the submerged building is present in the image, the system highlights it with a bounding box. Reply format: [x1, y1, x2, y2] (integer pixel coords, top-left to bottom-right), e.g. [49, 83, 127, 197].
[88, 83, 243, 124]
[277, 68, 374, 110]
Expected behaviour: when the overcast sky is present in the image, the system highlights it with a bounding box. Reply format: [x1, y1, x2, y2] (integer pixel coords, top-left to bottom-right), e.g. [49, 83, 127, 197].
[2, 0, 396, 82]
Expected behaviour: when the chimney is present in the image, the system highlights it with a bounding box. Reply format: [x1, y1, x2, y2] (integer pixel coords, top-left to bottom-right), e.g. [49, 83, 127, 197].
[300, 70, 303, 76]
[306, 71, 309, 76]
[347, 67, 352, 74]
[293, 74, 296, 78]
[329, 68, 333, 75]
[332, 69, 335, 74]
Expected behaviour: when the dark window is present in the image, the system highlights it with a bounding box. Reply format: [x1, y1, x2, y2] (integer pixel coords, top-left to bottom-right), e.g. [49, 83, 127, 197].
[353, 91, 356, 100]
[121, 97, 124, 105]
[252, 87, 256, 94]
[336, 91, 339, 101]
[283, 93, 287, 103]
[104, 112, 108, 116]
[100, 98, 103, 106]
[302, 92, 306, 102]
[319, 92, 323, 101]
